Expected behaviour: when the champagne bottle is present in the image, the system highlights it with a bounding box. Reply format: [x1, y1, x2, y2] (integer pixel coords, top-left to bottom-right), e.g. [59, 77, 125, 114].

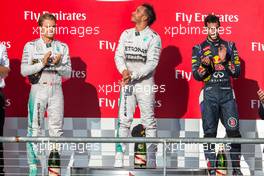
[216, 144, 227, 176]
[132, 124, 147, 169]
[48, 149, 60, 176]
[134, 142, 147, 169]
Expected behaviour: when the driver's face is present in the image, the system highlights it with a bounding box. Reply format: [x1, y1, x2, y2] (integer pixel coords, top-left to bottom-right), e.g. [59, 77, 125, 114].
[131, 6, 147, 24]
[207, 22, 219, 40]
[40, 19, 56, 39]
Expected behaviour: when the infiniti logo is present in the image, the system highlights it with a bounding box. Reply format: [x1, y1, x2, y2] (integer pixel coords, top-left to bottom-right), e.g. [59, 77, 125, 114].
[213, 72, 224, 78]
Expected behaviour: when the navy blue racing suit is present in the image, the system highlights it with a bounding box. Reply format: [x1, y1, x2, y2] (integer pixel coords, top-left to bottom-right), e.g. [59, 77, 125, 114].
[259, 103, 264, 119]
[192, 38, 241, 169]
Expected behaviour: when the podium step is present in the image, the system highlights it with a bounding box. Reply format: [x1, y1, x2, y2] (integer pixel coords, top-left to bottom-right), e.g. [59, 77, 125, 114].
[71, 167, 207, 176]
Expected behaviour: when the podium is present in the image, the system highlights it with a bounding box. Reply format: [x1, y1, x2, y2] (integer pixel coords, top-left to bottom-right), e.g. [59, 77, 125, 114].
[71, 167, 207, 176]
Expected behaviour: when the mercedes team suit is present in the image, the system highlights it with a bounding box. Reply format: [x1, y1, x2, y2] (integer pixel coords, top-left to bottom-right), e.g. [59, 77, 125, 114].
[0, 44, 10, 175]
[192, 38, 242, 169]
[114, 26, 161, 167]
[21, 38, 71, 174]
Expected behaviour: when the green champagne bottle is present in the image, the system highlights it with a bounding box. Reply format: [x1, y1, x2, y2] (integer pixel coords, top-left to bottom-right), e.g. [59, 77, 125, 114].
[132, 124, 147, 169]
[48, 149, 60, 176]
[216, 144, 227, 176]
[134, 142, 147, 169]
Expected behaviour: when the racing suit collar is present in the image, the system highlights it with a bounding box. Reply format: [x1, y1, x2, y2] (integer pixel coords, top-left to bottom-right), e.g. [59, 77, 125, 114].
[134, 26, 150, 36]
[206, 37, 222, 47]
[39, 37, 55, 47]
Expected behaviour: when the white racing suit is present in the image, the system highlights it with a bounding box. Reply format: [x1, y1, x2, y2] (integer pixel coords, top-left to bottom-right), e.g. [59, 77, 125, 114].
[0, 44, 9, 175]
[21, 38, 71, 172]
[114, 26, 162, 167]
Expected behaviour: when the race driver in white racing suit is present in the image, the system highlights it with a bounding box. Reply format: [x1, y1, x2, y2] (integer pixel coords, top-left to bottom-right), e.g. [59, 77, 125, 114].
[114, 4, 162, 168]
[21, 13, 71, 175]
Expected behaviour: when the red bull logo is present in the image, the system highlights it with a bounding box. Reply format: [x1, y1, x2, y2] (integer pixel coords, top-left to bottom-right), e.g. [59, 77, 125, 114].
[213, 56, 221, 64]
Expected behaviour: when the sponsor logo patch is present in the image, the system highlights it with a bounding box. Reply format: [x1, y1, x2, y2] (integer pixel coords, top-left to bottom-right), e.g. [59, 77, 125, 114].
[228, 117, 237, 128]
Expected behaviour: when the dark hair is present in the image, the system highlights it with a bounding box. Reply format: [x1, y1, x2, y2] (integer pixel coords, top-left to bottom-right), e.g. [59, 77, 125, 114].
[38, 13, 57, 27]
[204, 14, 220, 27]
[142, 3, 156, 26]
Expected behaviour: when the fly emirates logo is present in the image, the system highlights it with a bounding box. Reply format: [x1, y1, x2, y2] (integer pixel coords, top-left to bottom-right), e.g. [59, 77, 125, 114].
[175, 12, 239, 24]
[165, 12, 239, 37]
[24, 11, 100, 37]
[251, 42, 264, 52]
[24, 11, 87, 21]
